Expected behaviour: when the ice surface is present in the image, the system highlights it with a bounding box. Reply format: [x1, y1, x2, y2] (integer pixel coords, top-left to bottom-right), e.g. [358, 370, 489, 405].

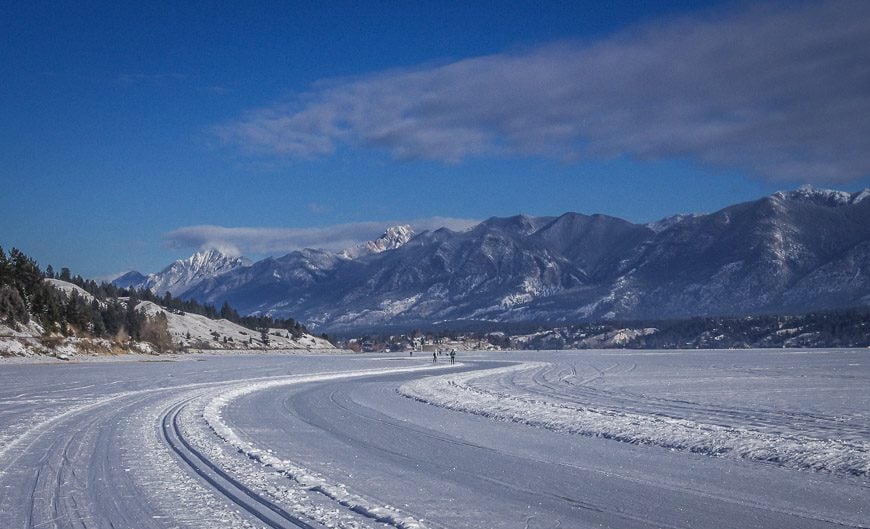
[400, 356, 869, 476]
[1, 350, 867, 528]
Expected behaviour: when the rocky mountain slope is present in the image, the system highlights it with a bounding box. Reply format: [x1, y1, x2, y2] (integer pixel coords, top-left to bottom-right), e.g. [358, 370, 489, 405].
[118, 187, 870, 331]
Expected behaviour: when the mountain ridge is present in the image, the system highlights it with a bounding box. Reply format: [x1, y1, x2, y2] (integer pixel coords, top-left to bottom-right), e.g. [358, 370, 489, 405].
[115, 187, 870, 331]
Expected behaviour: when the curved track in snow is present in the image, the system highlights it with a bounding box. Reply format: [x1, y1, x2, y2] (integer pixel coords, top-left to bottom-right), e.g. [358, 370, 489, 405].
[227, 360, 868, 529]
[1, 351, 868, 529]
[161, 399, 320, 529]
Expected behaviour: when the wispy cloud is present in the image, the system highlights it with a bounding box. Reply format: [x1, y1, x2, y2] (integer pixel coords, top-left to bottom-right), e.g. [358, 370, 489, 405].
[306, 202, 333, 214]
[201, 84, 232, 95]
[213, 1, 870, 182]
[163, 217, 479, 255]
[117, 73, 186, 85]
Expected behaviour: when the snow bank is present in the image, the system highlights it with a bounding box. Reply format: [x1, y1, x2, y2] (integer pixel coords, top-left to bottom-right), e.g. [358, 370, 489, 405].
[399, 362, 870, 477]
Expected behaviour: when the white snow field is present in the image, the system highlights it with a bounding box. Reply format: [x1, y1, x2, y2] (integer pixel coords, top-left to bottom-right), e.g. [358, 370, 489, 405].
[0, 349, 867, 528]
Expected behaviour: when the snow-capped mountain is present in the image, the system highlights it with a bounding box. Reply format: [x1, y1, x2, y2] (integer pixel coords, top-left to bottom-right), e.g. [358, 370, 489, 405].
[119, 249, 250, 297]
[116, 226, 417, 298]
[120, 187, 870, 331]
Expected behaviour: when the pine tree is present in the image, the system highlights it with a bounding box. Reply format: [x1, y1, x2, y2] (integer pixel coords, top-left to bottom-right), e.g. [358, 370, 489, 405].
[0, 247, 12, 287]
[0, 286, 28, 325]
[220, 301, 238, 321]
[125, 295, 142, 340]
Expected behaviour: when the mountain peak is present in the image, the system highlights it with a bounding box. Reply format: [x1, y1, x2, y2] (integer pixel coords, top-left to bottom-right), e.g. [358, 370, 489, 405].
[366, 225, 414, 253]
[183, 248, 247, 268]
[142, 249, 250, 296]
[111, 270, 148, 289]
[479, 214, 552, 235]
[341, 225, 414, 259]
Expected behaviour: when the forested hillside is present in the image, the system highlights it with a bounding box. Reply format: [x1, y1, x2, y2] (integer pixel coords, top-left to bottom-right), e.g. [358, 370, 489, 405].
[0, 247, 323, 358]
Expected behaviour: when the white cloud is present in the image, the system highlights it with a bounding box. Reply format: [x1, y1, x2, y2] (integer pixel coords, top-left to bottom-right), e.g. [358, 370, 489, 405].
[213, 1, 870, 182]
[163, 217, 479, 255]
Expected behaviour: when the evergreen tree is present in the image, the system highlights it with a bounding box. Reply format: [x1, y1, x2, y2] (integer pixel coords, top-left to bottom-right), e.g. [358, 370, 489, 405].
[11, 248, 43, 302]
[64, 290, 91, 332]
[125, 295, 142, 340]
[90, 300, 106, 336]
[0, 247, 11, 286]
[220, 301, 238, 321]
[0, 285, 28, 325]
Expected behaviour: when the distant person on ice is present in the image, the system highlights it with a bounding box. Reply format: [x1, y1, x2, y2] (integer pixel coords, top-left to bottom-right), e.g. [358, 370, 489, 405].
[450, 350, 455, 364]
[433, 351, 437, 363]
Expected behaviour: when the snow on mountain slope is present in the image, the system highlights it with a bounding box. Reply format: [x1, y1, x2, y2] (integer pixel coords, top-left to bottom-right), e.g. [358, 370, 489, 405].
[143, 249, 250, 296]
[135, 301, 332, 351]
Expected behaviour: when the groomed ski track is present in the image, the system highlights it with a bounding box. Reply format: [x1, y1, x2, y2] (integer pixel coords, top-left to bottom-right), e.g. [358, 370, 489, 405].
[0, 351, 867, 528]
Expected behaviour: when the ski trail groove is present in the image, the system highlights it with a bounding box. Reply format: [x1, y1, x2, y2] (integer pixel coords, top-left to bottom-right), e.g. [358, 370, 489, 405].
[160, 399, 321, 529]
[201, 364, 457, 529]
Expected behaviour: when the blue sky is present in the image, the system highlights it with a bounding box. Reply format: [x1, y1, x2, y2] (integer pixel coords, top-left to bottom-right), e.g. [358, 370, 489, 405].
[2, 0, 869, 278]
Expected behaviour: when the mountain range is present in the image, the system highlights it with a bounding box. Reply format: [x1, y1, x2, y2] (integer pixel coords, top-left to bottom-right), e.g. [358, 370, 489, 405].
[115, 187, 870, 331]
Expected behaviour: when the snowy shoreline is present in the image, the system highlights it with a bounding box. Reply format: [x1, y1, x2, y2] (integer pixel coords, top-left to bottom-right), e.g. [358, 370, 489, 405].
[0, 347, 353, 365]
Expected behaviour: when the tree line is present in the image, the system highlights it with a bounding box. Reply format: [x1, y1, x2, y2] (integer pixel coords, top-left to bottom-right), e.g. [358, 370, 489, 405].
[334, 308, 870, 351]
[0, 247, 152, 343]
[0, 247, 309, 348]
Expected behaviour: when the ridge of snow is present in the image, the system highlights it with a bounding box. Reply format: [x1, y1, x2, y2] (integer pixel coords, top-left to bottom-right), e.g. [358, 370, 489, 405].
[772, 185, 861, 206]
[851, 189, 870, 204]
[400, 363, 869, 477]
[646, 213, 699, 233]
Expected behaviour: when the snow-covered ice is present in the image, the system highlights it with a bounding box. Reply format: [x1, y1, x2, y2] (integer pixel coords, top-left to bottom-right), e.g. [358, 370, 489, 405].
[400, 357, 869, 476]
[1, 349, 867, 528]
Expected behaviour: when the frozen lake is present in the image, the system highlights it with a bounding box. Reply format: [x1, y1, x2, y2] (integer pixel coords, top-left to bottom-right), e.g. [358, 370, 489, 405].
[0, 349, 867, 528]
